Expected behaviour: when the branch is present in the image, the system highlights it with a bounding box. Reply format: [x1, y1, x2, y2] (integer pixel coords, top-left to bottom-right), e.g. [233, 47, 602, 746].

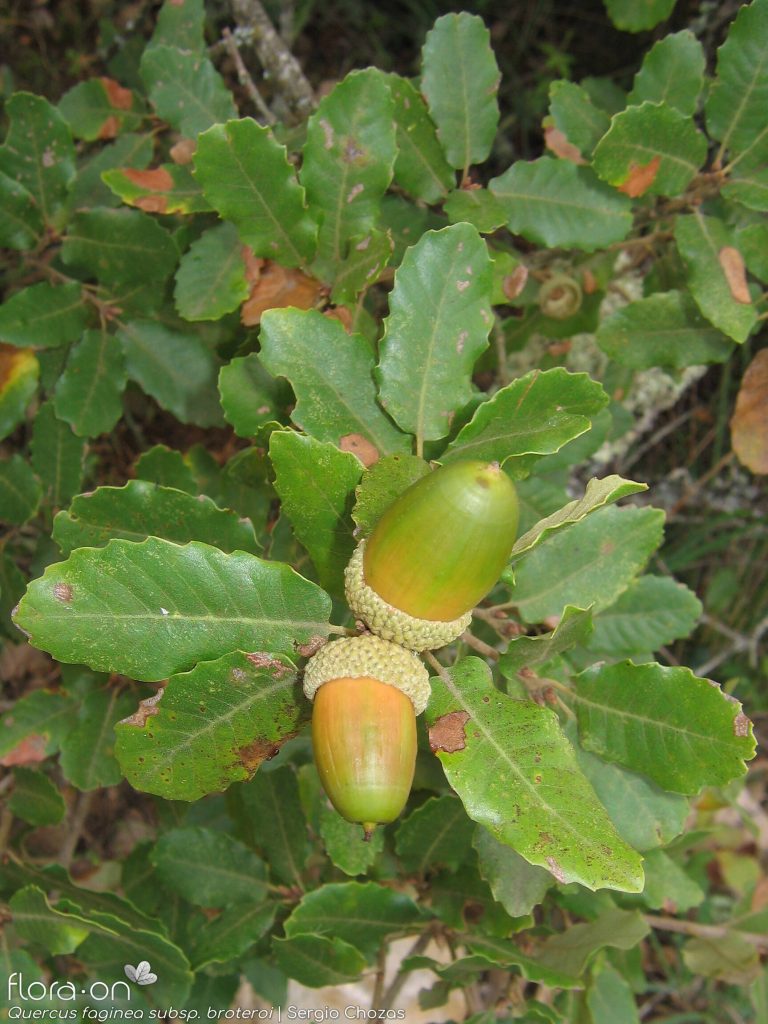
[230, 0, 315, 123]
[646, 914, 768, 950]
[222, 27, 275, 124]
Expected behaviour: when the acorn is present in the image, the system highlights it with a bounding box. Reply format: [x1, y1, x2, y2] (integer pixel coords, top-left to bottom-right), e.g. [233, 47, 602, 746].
[345, 460, 519, 651]
[304, 635, 430, 837]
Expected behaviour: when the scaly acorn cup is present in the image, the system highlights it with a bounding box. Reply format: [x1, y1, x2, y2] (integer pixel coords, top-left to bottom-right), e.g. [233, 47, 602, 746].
[345, 460, 519, 651]
[304, 635, 430, 838]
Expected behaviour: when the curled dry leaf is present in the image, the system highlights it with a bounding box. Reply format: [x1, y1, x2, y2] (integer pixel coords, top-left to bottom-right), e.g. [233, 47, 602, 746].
[240, 248, 325, 326]
[718, 246, 752, 305]
[731, 348, 768, 474]
[617, 156, 661, 198]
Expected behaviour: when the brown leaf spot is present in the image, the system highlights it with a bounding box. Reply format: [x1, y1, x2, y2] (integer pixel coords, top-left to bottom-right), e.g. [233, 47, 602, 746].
[346, 183, 364, 204]
[295, 635, 327, 659]
[544, 125, 585, 165]
[456, 280, 470, 292]
[0, 734, 48, 767]
[100, 77, 134, 111]
[340, 433, 379, 467]
[546, 856, 567, 884]
[582, 268, 598, 294]
[718, 246, 752, 304]
[124, 167, 175, 192]
[134, 195, 169, 213]
[324, 305, 354, 332]
[241, 260, 324, 326]
[245, 651, 292, 678]
[170, 138, 196, 165]
[503, 265, 529, 301]
[429, 711, 470, 754]
[98, 115, 121, 140]
[238, 736, 284, 772]
[120, 690, 163, 728]
[343, 138, 365, 162]
[731, 349, 768, 474]
[733, 711, 751, 737]
[457, 330, 468, 354]
[617, 156, 661, 198]
[599, 539, 616, 556]
[53, 582, 73, 603]
[319, 118, 334, 150]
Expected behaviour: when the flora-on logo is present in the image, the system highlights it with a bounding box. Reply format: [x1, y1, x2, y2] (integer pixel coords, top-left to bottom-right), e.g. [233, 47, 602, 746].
[124, 962, 157, 986]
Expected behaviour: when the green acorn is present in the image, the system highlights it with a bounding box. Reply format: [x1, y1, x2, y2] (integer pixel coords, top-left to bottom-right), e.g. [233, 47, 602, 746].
[304, 635, 430, 837]
[345, 460, 519, 650]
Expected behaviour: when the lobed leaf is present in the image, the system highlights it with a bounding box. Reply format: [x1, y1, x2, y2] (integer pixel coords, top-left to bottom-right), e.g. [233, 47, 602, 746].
[592, 101, 707, 197]
[30, 402, 86, 509]
[14, 537, 331, 679]
[59, 78, 146, 140]
[259, 308, 409, 456]
[675, 212, 757, 344]
[232, 766, 310, 889]
[283, 882, 426, 962]
[272, 935, 366, 988]
[489, 158, 632, 251]
[509, 504, 665, 622]
[117, 320, 223, 427]
[0, 93, 75, 229]
[0, 346, 38, 442]
[140, 45, 236, 137]
[218, 353, 291, 437]
[444, 368, 608, 472]
[53, 328, 127, 437]
[270, 431, 362, 597]
[103, 163, 211, 214]
[174, 222, 249, 321]
[351, 453, 429, 536]
[115, 651, 310, 800]
[628, 30, 705, 116]
[596, 290, 734, 370]
[151, 826, 270, 908]
[571, 660, 756, 793]
[706, 0, 768, 171]
[386, 73, 454, 202]
[548, 80, 610, 157]
[0, 455, 42, 525]
[300, 69, 396, 277]
[421, 13, 500, 171]
[0, 282, 88, 350]
[9, 768, 66, 826]
[510, 475, 647, 560]
[377, 223, 493, 443]
[425, 659, 644, 892]
[59, 684, 136, 791]
[191, 901, 277, 970]
[0, 171, 44, 250]
[194, 119, 317, 268]
[603, 0, 676, 32]
[473, 829, 553, 918]
[395, 795, 475, 875]
[53, 480, 261, 557]
[498, 606, 594, 682]
[586, 575, 702, 657]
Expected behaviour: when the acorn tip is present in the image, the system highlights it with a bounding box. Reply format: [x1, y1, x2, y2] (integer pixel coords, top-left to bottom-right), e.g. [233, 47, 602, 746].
[362, 822, 377, 842]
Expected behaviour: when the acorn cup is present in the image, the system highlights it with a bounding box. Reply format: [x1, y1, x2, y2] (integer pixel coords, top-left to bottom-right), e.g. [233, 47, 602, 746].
[345, 460, 519, 651]
[303, 635, 430, 838]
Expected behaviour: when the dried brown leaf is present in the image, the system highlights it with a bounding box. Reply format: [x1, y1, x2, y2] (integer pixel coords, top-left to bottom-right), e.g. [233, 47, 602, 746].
[719, 246, 752, 304]
[617, 156, 661, 198]
[731, 348, 768, 474]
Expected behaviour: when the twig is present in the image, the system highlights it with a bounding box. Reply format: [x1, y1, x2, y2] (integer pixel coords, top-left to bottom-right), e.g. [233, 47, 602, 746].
[646, 914, 768, 950]
[695, 615, 768, 677]
[57, 791, 94, 869]
[492, 317, 511, 388]
[222, 27, 276, 124]
[376, 931, 432, 1011]
[230, 0, 315, 122]
[461, 630, 500, 661]
[370, 944, 388, 1011]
